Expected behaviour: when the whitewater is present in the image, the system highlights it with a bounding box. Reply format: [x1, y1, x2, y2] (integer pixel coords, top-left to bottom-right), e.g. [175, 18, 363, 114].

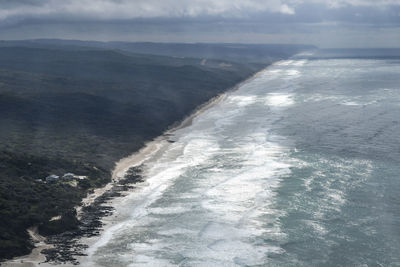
[82, 56, 400, 266]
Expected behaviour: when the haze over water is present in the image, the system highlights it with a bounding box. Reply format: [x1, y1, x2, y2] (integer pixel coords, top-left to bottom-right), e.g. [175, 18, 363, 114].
[84, 55, 400, 266]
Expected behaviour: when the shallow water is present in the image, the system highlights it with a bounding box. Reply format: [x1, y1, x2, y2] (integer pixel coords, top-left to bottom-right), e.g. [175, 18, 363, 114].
[83, 57, 400, 266]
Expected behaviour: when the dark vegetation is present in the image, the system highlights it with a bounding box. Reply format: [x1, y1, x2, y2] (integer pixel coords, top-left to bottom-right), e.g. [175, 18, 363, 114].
[0, 40, 312, 260]
[0, 39, 316, 63]
[42, 166, 144, 265]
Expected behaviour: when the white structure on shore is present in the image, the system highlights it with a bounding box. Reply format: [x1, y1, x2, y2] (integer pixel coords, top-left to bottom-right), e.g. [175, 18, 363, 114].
[62, 173, 75, 181]
[45, 174, 59, 183]
[45, 173, 87, 184]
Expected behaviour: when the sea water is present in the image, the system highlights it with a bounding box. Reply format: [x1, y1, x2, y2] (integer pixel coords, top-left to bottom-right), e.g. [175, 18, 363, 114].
[83, 55, 400, 266]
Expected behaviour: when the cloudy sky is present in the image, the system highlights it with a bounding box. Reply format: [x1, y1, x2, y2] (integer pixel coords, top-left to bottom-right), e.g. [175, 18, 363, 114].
[0, 0, 399, 47]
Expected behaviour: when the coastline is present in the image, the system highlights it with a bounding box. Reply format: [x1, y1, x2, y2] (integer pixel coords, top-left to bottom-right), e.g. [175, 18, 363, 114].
[76, 67, 268, 263]
[86, 64, 266, 203]
[1, 66, 268, 267]
[77, 89, 230, 220]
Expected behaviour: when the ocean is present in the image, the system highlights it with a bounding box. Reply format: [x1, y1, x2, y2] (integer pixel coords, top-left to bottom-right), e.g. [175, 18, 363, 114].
[82, 54, 400, 266]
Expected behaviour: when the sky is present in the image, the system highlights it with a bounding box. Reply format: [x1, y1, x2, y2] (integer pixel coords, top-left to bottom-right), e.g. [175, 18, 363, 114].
[0, 0, 399, 48]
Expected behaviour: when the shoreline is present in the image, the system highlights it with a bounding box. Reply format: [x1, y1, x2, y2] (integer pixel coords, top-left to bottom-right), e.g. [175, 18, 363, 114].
[76, 67, 268, 263]
[1, 66, 269, 267]
[86, 64, 266, 201]
[77, 88, 230, 219]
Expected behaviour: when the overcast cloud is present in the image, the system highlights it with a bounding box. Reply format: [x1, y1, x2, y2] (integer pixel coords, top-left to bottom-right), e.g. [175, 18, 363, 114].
[0, 0, 399, 47]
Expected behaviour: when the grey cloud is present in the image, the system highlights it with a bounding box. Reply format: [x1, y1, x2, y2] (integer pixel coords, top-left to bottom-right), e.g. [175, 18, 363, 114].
[0, 0, 296, 21]
[0, 0, 399, 48]
[1, 0, 399, 25]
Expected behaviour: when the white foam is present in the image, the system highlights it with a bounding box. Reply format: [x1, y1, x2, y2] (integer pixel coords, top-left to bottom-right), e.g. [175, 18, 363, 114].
[286, 69, 301, 77]
[292, 60, 308, 66]
[148, 206, 190, 215]
[228, 95, 257, 107]
[304, 220, 328, 235]
[268, 69, 283, 74]
[265, 93, 295, 107]
[128, 254, 173, 267]
[304, 94, 344, 103]
[276, 60, 294, 66]
[157, 228, 196, 236]
[83, 62, 302, 266]
[341, 101, 361, 106]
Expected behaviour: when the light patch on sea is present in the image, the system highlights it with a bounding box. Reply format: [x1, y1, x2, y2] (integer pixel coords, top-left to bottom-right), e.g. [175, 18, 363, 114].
[303, 93, 386, 107]
[264, 93, 295, 107]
